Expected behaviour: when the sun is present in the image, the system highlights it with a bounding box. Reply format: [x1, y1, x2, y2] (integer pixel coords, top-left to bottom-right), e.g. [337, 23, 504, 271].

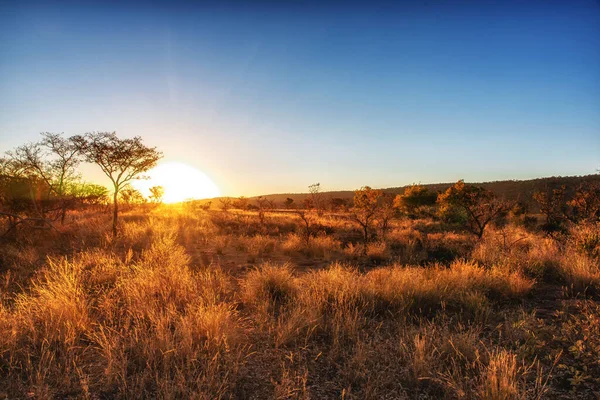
[133, 162, 220, 203]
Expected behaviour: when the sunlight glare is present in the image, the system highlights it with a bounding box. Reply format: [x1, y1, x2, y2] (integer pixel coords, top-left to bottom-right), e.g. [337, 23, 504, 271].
[133, 162, 220, 203]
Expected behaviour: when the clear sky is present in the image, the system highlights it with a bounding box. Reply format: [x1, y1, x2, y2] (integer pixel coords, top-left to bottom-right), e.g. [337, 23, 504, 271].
[1, 0, 599, 196]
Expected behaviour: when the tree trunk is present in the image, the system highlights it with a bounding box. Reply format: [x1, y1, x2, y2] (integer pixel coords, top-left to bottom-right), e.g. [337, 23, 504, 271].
[61, 202, 67, 225]
[362, 223, 369, 256]
[112, 190, 119, 237]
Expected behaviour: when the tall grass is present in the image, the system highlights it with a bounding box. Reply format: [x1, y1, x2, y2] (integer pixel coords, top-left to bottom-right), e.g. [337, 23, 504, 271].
[0, 207, 592, 398]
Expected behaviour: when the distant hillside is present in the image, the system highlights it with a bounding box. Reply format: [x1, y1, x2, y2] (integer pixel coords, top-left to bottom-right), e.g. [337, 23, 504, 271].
[204, 174, 600, 210]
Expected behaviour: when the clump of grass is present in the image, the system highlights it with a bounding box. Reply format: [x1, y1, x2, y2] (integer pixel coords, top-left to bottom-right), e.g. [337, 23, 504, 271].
[366, 241, 389, 263]
[116, 234, 196, 320]
[424, 231, 474, 263]
[473, 228, 564, 282]
[176, 302, 243, 351]
[558, 253, 600, 295]
[14, 257, 90, 346]
[362, 261, 533, 317]
[281, 232, 341, 259]
[479, 350, 521, 400]
[241, 262, 298, 320]
[211, 235, 229, 255]
[237, 234, 277, 260]
[300, 263, 363, 315]
[2, 256, 92, 396]
[0, 231, 248, 398]
[569, 222, 600, 260]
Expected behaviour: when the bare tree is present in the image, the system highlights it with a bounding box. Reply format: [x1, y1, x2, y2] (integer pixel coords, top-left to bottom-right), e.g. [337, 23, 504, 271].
[309, 183, 326, 216]
[219, 197, 233, 212]
[256, 196, 274, 225]
[6, 132, 81, 224]
[295, 209, 314, 247]
[73, 132, 162, 236]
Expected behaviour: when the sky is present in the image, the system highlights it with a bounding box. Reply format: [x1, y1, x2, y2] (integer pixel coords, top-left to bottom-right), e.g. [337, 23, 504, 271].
[1, 0, 599, 197]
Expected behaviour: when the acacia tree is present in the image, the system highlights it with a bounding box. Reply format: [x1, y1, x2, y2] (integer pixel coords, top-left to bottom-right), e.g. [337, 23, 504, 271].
[149, 185, 164, 204]
[74, 132, 162, 236]
[350, 186, 383, 255]
[6, 132, 81, 223]
[438, 180, 511, 239]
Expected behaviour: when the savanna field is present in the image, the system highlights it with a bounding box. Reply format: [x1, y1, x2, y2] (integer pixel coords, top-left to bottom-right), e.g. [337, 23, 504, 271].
[1, 192, 600, 399]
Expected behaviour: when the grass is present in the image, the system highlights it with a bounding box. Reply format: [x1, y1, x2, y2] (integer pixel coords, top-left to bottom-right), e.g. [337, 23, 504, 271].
[0, 206, 598, 398]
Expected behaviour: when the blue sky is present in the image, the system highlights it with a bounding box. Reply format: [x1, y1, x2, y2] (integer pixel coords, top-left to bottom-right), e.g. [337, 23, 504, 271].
[1, 0, 599, 196]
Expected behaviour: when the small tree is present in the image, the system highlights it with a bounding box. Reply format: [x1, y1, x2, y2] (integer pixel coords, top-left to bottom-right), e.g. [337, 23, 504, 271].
[149, 185, 164, 204]
[219, 197, 233, 212]
[309, 183, 326, 216]
[67, 182, 109, 207]
[6, 132, 81, 224]
[329, 197, 349, 213]
[533, 185, 567, 234]
[378, 193, 396, 238]
[284, 197, 295, 209]
[394, 184, 437, 219]
[294, 209, 314, 247]
[120, 186, 146, 207]
[438, 180, 511, 239]
[256, 196, 274, 225]
[233, 196, 249, 210]
[303, 197, 314, 210]
[74, 132, 162, 236]
[350, 186, 383, 255]
[567, 182, 600, 223]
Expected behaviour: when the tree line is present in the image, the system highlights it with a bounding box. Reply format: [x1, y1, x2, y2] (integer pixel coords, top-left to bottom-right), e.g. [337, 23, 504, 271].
[1, 132, 162, 237]
[210, 179, 599, 255]
[2, 132, 598, 245]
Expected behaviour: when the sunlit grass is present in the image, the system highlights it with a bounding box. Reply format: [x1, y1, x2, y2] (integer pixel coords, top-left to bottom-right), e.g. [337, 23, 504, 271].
[0, 206, 597, 398]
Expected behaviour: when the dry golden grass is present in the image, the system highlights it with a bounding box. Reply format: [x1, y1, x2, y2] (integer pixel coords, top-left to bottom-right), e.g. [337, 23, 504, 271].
[0, 206, 597, 398]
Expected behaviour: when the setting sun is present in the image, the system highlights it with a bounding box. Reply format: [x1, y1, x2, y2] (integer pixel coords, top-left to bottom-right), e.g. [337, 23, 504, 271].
[133, 162, 220, 203]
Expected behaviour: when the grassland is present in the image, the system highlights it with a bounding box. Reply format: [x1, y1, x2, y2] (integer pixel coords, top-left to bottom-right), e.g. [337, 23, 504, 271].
[1, 205, 599, 399]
